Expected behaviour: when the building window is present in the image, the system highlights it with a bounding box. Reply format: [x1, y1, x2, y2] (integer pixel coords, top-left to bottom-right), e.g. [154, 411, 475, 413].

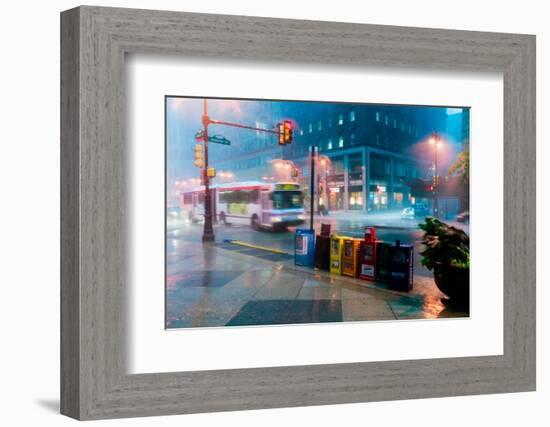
[376, 134, 380, 145]
[394, 192, 404, 204]
[350, 133, 356, 144]
[327, 139, 333, 150]
[308, 123, 313, 133]
[338, 114, 344, 125]
[318, 120, 322, 131]
[332, 158, 345, 174]
[401, 121, 405, 131]
[349, 111, 355, 122]
[393, 119, 397, 128]
[375, 112, 380, 122]
[338, 136, 344, 148]
[396, 163, 406, 177]
[385, 115, 389, 126]
[328, 117, 332, 128]
[372, 157, 388, 175]
[349, 154, 363, 173]
[299, 128, 304, 136]
[408, 125, 412, 134]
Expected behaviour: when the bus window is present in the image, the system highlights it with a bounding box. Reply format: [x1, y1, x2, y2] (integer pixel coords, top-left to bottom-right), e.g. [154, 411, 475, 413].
[219, 189, 259, 204]
[271, 191, 303, 209]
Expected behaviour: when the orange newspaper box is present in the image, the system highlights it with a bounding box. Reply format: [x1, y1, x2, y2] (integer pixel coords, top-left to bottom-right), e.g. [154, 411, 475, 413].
[341, 237, 361, 277]
[359, 227, 377, 281]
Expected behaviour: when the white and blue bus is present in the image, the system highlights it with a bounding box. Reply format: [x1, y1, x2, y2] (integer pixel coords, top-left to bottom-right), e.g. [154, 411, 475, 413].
[180, 181, 305, 230]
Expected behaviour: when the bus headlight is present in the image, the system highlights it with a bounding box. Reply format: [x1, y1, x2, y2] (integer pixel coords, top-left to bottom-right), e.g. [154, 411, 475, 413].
[297, 214, 306, 220]
[271, 216, 283, 223]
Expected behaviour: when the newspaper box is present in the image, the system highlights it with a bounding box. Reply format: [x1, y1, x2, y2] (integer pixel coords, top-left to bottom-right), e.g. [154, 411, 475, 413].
[375, 241, 392, 283]
[388, 240, 414, 292]
[342, 238, 361, 277]
[359, 227, 377, 281]
[314, 224, 332, 271]
[294, 229, 315, 267]
[329, 234, 344, 275]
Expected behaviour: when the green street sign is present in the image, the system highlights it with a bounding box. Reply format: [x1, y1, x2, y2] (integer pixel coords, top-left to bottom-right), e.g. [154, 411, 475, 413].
[195, 130, 230, 145]
[208, 135, 231, 145]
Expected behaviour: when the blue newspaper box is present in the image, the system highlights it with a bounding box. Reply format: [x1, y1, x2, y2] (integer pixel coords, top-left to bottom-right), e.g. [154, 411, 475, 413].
[295, 229, 315, 267]
[388, 240, 414, 292]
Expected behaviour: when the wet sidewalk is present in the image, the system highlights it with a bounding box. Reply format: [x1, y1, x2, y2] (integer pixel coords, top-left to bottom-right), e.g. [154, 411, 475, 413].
[166, 238, 469, 329]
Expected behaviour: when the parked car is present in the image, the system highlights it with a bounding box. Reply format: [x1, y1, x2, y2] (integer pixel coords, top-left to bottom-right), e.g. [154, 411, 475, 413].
[456, 211, 470, 224]
[401, 207, 415, 219]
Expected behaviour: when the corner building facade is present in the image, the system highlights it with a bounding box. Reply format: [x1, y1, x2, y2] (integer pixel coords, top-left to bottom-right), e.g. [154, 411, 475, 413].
[283, 102, 447, 212]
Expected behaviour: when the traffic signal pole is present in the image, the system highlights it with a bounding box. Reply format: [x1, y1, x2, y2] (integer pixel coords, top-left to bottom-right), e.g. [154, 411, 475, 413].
[201, 99, 215, 242]
[197, 99, 293, 242]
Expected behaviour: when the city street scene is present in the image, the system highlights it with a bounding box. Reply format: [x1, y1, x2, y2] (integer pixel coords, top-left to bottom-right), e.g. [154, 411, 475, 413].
[166, 96, 470, 329]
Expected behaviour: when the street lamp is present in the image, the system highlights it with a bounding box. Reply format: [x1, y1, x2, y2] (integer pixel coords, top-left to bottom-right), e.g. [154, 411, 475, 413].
[429, 131, 443, 218]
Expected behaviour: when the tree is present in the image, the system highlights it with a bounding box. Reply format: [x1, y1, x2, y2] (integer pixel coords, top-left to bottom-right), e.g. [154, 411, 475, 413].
[447, 149, 469, 212]
[447, 149, 469, 185]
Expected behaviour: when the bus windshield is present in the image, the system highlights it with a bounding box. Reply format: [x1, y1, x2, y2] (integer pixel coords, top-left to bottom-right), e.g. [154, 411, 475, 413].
[271, 191, 303, 209]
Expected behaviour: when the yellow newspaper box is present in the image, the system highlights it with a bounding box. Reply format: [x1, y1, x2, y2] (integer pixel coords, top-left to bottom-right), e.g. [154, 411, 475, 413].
[342, 238, 361, 277]
[330, 235, 344, 275]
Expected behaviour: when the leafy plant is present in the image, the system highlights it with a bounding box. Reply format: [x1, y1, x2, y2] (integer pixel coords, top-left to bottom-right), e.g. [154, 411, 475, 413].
[419, 217, 469, 271]
[447, 149, 469, 185]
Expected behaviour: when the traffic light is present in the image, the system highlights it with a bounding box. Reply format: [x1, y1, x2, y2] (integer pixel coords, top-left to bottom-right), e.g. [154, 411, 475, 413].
[278, 120, 293, 145]
[193, 143, 204, 168]
[283, 120, 293, 144]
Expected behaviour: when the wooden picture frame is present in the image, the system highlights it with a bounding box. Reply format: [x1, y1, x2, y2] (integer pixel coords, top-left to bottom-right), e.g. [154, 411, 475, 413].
[60, 6, 536, 420]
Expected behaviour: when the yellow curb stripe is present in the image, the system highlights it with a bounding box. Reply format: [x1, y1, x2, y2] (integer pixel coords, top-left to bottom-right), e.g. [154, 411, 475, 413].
[228, 240, 291, 256]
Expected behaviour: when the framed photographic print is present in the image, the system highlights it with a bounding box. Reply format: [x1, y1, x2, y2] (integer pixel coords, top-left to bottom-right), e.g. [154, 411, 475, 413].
[61, 6, 536, 420]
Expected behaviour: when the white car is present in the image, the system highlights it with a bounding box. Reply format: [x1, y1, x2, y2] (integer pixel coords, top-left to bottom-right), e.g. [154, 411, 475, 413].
[401, 207, 415, 219]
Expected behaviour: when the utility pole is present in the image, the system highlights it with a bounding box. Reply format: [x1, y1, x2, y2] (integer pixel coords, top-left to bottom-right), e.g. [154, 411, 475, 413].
[310, 145, 317, 230]
[432, 131, 440, 219]
[201, 99, 215, 242]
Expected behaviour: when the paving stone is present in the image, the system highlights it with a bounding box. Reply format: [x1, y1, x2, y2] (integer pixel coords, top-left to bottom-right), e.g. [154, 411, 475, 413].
[224, 269, 275, 289]
[296, 286, 341, 301]
[302, 278, 331, 288]
[226, 299, 343, 326]
[167, 270, 245, 290]
[341, 297, 397, 321]
[253, 281, 303, 300]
